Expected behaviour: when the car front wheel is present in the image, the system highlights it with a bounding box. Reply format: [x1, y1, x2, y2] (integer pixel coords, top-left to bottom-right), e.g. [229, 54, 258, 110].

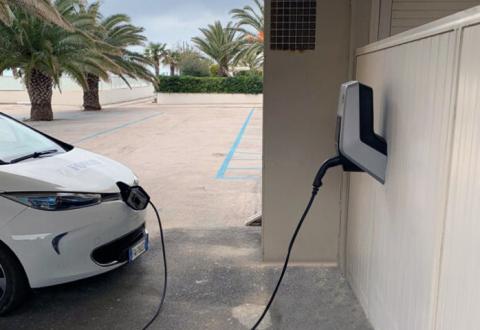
[0, 245, 30, 315]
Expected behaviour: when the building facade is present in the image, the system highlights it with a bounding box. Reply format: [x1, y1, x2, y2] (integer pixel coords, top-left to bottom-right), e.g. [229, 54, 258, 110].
[263, 1, 480, 329]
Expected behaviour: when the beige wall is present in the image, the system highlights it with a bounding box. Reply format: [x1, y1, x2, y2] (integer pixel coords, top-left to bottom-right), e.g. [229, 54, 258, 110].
[262, 0, 353, 262]
[347, 6, 480, 330]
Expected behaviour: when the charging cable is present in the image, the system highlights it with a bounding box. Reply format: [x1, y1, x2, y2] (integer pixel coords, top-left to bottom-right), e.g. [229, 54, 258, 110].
[142, 201, 168, 330]
[138, 155, 342, 329]
[251, 156, 343, 330]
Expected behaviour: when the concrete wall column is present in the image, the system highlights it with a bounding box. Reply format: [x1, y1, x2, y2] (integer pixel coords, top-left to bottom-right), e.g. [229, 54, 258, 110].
[262, 0, 352, 262]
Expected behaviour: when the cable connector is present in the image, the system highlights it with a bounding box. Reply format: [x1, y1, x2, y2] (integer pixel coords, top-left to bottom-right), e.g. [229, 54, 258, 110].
[312, 156, 343, 189]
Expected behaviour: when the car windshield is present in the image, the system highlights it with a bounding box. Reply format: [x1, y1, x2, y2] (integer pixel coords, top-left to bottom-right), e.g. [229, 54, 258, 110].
[0, 115, 65, 164]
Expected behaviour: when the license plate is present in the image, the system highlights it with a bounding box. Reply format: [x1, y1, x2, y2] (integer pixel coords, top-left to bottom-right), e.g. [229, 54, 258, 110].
[128, 234, 149, 262]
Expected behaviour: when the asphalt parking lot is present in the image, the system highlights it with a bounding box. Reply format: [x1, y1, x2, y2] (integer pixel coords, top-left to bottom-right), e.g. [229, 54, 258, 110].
[0, 101, 371, 330]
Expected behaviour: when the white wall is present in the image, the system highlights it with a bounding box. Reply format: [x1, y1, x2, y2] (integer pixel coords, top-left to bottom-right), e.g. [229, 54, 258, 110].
[391, 0, 480, 35]
[435, 22, 480, 330]
[97, 86, 154, 106]
[0, 76, 154, 106]
[157, 93, 262, 105]
[0, 76, 24, 91]
[369, 0, 480, 41]
[159, 63, 180, 76]
[346, 6, 480, 330]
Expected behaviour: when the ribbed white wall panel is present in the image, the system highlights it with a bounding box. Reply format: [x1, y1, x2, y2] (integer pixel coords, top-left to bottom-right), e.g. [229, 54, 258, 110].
[435, 23, 480, 330]
[349, 31, 457, 330]
[391, 0, 480, 35]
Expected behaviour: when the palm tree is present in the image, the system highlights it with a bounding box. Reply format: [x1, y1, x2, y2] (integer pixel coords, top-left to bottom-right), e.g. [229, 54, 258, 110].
[230, 0, 264, 35]
[0, 0, 109, 120]
[238, 48, 263, 72]
[0, 0, 71, 29]
[230, 0, 264, 68]
[192, 21, 242, 77]
[144, 42, 167, 77]
[79, 3, 153, 111]
[162, 49, 180, 76]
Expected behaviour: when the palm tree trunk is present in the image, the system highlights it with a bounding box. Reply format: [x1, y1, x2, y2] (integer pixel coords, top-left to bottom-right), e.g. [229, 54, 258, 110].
[170, 64, 175, 76]
[83, 74, 101, 111]
[219, 65, 229, 77]
[154, 62, 160, 77]
[26, 69, 53, 121]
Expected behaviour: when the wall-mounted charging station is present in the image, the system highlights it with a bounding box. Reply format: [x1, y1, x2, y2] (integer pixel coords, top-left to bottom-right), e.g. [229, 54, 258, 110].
[252, 81, 388, 329]
[336, 81, 388, 183]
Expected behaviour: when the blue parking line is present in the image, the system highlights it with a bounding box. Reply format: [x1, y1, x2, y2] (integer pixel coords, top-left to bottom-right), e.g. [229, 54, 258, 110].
[220, 176, 260, 181]
[74, 113, 162, 144]
[216, 109, 255, 179]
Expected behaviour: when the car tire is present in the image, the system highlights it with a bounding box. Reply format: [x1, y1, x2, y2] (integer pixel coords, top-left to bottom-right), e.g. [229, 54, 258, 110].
[0, 245, 30, 316]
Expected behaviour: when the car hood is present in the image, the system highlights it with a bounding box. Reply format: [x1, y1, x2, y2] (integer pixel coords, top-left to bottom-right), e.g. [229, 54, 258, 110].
[0, 148, 136, 193]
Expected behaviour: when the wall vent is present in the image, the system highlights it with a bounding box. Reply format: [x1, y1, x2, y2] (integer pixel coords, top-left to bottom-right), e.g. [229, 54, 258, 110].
[270, 0, 317, 51]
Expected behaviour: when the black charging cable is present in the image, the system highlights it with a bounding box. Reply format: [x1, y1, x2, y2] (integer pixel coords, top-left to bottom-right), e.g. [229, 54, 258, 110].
[142, 201, 168, 330]
[137, 155, 342, 329]
[251, 156, 343, 330]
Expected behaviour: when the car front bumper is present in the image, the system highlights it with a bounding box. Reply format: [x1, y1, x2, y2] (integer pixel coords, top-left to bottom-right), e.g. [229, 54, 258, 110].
[1, 200, 147, 288]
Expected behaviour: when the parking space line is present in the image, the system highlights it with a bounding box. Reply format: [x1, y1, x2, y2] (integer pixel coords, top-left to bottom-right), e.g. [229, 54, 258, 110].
[216, 109, 256, 179]
[74, 113, 162, 144]
[219, 176, 260, 181]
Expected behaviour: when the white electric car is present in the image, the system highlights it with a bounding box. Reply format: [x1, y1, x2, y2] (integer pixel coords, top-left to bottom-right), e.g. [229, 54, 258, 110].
[0, 113, 149, 315]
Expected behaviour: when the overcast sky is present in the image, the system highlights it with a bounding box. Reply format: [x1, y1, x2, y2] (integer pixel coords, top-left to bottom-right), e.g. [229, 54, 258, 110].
[100, 0, 252, 48]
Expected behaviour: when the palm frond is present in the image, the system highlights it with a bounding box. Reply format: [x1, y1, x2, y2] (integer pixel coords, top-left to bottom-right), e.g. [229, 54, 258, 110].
[5, 0, 73, 30]
[0, 0, 151, 103]
[102, 13, 130, 31]
[230, 0, 264, 34]
[192, 21, 242, 76]
[230, 0, 264, 72]
[0, 2, 13, 25]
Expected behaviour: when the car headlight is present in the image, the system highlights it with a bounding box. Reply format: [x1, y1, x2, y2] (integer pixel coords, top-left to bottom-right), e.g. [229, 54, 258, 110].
[2, 192, 105, 211]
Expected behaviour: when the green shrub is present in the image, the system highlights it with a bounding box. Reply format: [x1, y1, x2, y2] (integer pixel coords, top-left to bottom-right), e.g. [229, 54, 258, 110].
[209, 64, 220, 77]
[178, 53, 211, 77]
[156, 75, 263, 94]
[234, 70, 263, 78]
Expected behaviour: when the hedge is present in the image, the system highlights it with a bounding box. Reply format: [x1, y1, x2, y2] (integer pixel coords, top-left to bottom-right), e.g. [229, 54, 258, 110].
[155, 75, 263, 94]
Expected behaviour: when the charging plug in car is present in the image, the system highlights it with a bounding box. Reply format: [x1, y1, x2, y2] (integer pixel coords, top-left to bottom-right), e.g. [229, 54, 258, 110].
[117, 182, 150, 211]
